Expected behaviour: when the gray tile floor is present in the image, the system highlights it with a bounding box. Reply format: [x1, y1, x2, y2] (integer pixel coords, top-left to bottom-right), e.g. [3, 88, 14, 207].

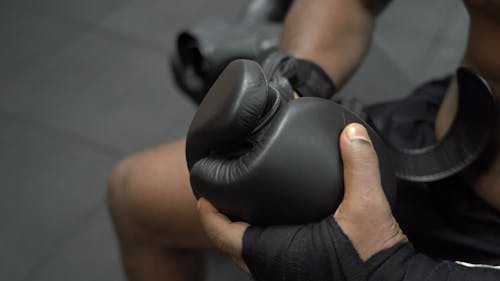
[0, 0, 468, 280]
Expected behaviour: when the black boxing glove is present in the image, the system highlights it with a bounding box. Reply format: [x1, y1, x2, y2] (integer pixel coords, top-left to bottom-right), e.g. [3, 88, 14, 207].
[186, 59, 396, 225]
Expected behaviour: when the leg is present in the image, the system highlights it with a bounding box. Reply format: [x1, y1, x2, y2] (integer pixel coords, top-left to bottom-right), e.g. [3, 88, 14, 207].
[108, 139, 211, 281]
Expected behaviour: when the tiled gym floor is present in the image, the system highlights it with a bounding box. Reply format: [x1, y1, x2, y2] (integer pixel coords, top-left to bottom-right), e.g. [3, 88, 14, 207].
[0, 0, 468, 280]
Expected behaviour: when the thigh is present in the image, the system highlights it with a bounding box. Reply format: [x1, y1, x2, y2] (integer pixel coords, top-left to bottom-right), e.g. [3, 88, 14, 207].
[109, 138, 211, 249]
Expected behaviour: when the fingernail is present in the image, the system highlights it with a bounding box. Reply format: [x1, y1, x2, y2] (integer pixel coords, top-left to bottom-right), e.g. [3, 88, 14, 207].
[346, 124, 371, 145]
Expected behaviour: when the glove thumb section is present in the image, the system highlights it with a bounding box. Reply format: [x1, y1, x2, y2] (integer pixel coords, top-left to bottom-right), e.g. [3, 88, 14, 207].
[186, 59, 271, 169]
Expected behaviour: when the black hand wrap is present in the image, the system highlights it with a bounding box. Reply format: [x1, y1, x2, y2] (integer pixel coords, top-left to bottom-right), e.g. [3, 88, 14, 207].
[260, 52, 336, 99]
[243, 216, 366, 281]
[243, 217, 500, 281]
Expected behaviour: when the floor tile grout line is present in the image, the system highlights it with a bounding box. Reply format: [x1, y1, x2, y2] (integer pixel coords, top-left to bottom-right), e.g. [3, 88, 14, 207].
[0, 109, 127, 159]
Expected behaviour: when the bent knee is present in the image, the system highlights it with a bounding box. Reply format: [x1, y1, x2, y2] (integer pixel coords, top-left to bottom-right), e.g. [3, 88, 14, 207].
[107, 143, 210, 248]
[107, 153, 167, 240]
[107, 154, 160, 218]
[107, 142, 197, 233]
[107, 155, 137, 222]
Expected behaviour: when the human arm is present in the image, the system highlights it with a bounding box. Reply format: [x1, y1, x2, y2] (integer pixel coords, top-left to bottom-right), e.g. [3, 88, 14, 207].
[279, 0, 391, 88]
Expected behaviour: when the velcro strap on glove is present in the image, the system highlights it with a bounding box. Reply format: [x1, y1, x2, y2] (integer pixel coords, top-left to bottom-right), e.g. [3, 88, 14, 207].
[260, 51, 336, 99]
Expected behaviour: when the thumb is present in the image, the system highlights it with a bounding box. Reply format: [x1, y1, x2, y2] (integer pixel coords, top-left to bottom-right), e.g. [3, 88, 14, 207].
[335, 123, 406, 261]
[338, 123, 390, 212]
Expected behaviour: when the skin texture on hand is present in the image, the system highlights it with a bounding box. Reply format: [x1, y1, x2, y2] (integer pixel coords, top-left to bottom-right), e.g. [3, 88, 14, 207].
[197, 123, 407, 270]
[334, 124, 407, 260]
[197, 198, 249, 272]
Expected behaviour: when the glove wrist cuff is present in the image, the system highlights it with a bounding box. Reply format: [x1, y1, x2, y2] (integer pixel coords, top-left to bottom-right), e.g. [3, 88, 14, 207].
[260, 51, 336, 99]
[292, 58, 336, 99]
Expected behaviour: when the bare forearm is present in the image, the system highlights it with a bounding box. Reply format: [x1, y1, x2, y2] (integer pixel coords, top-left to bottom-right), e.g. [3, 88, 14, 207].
[279, 0, 390, 88]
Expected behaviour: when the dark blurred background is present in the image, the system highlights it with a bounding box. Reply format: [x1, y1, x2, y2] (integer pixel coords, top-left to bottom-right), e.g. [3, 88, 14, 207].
[0, 0, 468, 280]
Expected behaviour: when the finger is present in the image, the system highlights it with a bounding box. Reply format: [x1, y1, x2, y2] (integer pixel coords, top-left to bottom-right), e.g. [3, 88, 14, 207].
[198, 198, 249, 258]
[338, 123, 389, 208]
[232, 257, 250, 273]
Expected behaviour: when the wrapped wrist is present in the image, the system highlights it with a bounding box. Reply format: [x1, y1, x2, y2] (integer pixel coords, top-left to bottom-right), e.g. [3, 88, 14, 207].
[260, 51, 336, 99]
